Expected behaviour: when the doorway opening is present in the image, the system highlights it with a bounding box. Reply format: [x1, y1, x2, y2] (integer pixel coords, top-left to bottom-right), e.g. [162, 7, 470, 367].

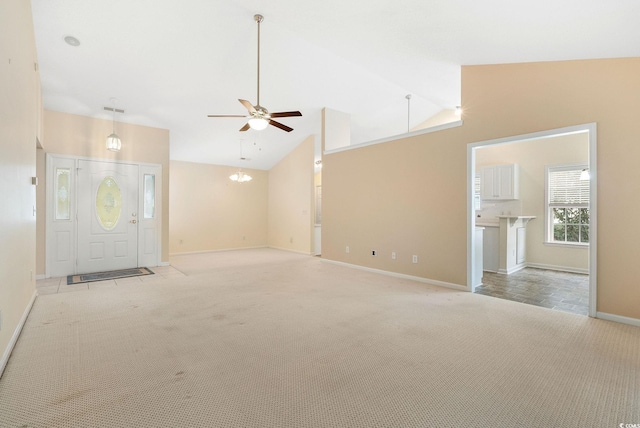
[467, 124, 597, 317]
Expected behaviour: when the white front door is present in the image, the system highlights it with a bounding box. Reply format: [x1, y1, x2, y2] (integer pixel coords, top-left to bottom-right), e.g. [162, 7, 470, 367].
[77, 160, 138, 273]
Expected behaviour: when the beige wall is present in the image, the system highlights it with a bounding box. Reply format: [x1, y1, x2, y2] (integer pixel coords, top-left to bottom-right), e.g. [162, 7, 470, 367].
[0, 0, 39, 365]
[476, 133, 589, 271]
[169, 136, 315, 256]
[41, 110, 171, 265]
[323, 57, 640, 320]
[169, 161, 268, 254]
[268, 136, 315, 254]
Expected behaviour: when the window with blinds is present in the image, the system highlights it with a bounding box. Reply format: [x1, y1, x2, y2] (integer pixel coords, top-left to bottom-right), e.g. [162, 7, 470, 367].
[549, 169, 589, 206]
[546, 165, 590, 244]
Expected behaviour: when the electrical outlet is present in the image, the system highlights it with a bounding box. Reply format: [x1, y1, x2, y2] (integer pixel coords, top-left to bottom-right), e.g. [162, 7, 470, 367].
[391, 252, 397, 260]
[372, 250, 376, 256]
[290, 237, 294, 243]
[346, 246, 350, 253]
[412, 255, 418, 264]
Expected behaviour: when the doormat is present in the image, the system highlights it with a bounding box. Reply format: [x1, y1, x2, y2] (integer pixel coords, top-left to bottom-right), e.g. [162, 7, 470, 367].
[67, 267, 154, 285]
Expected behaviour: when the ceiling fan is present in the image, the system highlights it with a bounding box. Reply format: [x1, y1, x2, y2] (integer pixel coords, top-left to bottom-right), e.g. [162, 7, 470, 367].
[208, 14, 302, 132]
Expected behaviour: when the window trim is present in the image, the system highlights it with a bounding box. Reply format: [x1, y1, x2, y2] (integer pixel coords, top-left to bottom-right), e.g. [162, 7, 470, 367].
[544, 162, 589, 247]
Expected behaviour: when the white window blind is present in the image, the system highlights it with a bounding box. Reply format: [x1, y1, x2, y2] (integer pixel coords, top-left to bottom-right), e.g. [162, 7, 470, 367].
[548, 168, 589, 206]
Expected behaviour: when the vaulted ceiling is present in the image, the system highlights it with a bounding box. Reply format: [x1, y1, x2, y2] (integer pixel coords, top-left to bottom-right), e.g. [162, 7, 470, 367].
[31, 0, 640, 169]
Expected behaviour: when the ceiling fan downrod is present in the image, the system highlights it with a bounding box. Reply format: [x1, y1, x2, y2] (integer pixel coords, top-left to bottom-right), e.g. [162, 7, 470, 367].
[255, 14, 263, 108]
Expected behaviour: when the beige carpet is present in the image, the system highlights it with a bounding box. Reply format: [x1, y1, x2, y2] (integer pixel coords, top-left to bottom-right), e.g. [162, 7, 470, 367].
[1, 249, 639, 427]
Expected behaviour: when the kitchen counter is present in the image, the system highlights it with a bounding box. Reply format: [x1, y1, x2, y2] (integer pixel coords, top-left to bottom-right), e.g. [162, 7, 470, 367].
[497, 215, 536, 226]
[477, 216, 535, 227]
[476, 221, 498, 227]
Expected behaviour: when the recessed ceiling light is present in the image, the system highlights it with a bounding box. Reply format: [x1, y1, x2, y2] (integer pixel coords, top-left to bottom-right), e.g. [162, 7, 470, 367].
[64, 36, 80, 47]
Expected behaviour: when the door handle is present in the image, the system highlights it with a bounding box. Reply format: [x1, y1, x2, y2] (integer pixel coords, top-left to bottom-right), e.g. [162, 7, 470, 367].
[130, 219, 137, 224]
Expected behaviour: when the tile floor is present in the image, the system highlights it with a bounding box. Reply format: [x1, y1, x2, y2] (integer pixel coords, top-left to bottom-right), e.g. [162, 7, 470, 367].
[475, 268, 589, 315]
[35, 266, 187, 295]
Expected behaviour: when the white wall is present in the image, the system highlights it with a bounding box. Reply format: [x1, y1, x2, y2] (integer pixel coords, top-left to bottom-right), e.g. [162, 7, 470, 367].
[322, 108, 351, 151]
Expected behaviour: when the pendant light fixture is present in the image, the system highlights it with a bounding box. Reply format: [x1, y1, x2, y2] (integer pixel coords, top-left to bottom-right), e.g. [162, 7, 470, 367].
[104, 98, 124, 151]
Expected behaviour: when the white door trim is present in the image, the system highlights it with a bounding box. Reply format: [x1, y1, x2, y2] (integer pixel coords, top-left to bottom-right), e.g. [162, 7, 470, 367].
[46, 154, 162, 278]
[466, 123, 597, 318]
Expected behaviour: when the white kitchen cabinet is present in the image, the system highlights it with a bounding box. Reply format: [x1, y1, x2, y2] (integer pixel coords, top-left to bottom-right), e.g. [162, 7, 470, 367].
[481, 164, 519, 200]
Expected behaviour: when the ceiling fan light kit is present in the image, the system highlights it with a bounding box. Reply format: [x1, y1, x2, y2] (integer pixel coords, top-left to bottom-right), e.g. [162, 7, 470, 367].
[248, 117, 269, 131]
[208, 14, 302, 133]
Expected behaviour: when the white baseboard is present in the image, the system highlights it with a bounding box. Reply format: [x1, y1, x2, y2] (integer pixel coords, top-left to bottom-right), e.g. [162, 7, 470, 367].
[267, 246, 313, 256]
[321, 259, 467, 291]
[170, 246, 268, 257]
[35, 274, 46, 280]
[526, 263, 589, 275]
[1, 290, 37, 378]
[498, 264, 526, 275]
[596, 312, 640, 327]
[157, 261, 170, 267]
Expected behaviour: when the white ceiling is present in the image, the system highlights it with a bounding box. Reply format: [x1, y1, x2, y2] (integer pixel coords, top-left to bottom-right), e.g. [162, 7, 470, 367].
[31, 0, 640, 170]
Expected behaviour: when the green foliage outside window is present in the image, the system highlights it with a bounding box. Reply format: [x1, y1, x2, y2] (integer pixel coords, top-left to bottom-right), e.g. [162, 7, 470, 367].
[552, 207, 589, 243]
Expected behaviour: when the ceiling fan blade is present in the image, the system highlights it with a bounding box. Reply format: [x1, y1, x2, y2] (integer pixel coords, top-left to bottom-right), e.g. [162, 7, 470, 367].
[239, 122, 251, 132]
[207, 114, 247, 118]
[269, 120, 293, 132]
[270, 111, 302, 118]
[239, 99, 256, 114]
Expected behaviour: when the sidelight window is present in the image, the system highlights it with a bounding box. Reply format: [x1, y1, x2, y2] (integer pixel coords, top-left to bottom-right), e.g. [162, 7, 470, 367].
[143, 174, 155, 219]
[55, 168, 71, 220]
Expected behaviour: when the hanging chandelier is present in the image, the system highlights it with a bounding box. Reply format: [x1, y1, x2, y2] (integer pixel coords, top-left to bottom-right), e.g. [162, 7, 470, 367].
[229, 141, 252, 183]
[229, 170, 253, 183]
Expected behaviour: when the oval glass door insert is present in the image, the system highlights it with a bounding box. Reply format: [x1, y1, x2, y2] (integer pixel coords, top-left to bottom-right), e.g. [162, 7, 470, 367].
[96, 176, 122, 230]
